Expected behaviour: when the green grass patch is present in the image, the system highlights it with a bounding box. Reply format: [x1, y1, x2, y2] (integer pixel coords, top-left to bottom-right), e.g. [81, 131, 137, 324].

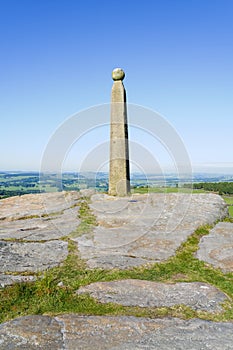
[229, 207, 233, 217]
[223, 196, 233, 217]
[223, 197, 233, 205]
[1, 200, 233, 324]
[132, 187, 205, 194]
[68, 199, 97, 238]
[17, 214, 40, 220]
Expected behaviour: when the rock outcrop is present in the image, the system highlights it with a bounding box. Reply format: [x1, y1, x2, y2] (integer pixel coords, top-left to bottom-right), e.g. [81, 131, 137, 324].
[74, 193, 228, 269]
[196, 222, 233, 272]
[0, 191, 81, 287]
[1, 315, 233, 349]
[1, 191, 233, 349]
[77, 279, 228, 312]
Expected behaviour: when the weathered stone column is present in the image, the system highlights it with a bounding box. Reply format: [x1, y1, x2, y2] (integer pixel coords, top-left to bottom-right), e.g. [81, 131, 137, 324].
[109, 68, 130, 196]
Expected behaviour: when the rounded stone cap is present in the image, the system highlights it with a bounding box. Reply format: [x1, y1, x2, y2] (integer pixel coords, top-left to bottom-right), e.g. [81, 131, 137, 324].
[112, 68, 125, 81]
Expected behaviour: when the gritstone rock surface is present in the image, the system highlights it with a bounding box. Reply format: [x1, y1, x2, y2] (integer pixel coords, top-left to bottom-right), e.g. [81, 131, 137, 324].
[0, 240, 68, 273]
[0, 191, 81, 285]
[74, 193, 227, 269]
[196, 221, 233, 272]
[0, 191, 81, 221]
[0, 274, 36, 288]
[77, 279, 228, 312]
[1, 315, 233, 349]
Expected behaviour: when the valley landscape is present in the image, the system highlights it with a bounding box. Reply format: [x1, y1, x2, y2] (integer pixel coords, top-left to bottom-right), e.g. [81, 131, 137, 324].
[1, 171, 233, 196]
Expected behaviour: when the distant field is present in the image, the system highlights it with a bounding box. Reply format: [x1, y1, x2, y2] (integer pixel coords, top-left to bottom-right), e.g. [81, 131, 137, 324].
[0, 172, 233, 202]
[132, 187, 205, 194]
[0, 173, 82, 199]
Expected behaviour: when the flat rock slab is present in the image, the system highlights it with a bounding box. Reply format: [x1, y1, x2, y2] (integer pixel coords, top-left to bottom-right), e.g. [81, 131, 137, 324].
[0, 191, 81, 221]
[75, 193, 227, 269]
[0, 191, 85, 285]
[196, 222, 233, 272]
[0, 191, 81, 241]
[0, 274, 36, 288]
[0, 240, 68, 273]
[77, 279, 227, 312]
[0, 207, 80, 241]
[1, 315, 233, 349]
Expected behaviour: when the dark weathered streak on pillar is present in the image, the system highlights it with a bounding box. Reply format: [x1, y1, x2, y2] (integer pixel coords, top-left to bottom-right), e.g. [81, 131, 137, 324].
[109, 68, 130, 196]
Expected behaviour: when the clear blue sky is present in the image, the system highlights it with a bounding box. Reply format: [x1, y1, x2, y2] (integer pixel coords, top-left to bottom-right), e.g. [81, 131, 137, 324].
[1, 0, 232, 172]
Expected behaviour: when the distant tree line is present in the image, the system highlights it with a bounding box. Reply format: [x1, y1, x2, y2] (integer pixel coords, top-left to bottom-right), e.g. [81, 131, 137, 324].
[0, 183, 37, 188]
[0, 189, 44, 199]
[184, 182, 233, 195]
[1, 173, 39, 178]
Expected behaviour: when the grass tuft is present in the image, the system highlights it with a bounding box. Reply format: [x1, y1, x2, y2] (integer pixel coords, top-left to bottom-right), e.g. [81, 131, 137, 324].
[68, 200, 97, 238]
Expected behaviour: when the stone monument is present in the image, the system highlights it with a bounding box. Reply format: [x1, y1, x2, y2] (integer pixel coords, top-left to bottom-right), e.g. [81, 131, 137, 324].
[109, 68, 130, 196]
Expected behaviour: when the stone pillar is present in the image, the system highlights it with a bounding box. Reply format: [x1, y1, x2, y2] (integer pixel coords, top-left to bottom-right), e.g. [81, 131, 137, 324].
[109, 68, 130, 196]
